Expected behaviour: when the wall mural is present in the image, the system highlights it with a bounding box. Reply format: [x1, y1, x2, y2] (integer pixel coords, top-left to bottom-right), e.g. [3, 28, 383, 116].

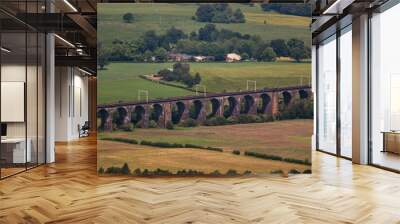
[97, 3, 312, 177]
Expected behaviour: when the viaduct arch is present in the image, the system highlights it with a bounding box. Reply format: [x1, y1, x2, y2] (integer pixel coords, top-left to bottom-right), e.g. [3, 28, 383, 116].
[97, 86, 312, 130]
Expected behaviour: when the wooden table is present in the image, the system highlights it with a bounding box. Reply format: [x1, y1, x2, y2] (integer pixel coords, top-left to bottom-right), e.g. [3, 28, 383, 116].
[382, 131, 400, 154]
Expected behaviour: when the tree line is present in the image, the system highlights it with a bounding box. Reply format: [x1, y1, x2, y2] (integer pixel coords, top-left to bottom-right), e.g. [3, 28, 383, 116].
[98, 24, 310, 69]
[195, 3, 245, 23]
[260, 4, 311, 17]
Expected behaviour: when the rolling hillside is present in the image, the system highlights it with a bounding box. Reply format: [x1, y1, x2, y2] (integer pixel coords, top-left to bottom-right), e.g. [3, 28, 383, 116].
[98, 3, 311, 48]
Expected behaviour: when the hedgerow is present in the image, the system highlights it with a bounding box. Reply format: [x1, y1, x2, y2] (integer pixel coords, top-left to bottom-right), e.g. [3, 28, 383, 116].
[232, 150, 240, 155]
[244, 151, 311, 166]
[100, 137, 139, 144]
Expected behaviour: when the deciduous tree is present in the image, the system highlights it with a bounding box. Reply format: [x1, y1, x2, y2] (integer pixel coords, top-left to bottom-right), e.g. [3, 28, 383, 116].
[122, 13, 134, 23]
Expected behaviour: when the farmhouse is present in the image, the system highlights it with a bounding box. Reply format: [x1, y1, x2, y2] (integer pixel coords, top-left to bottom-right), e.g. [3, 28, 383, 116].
[193, 56, 207, 62]
[225, 53, 241, 62]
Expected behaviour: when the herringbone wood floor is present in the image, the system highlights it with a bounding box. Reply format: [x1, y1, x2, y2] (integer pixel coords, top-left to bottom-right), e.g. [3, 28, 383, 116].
[1, 136, 400, 224]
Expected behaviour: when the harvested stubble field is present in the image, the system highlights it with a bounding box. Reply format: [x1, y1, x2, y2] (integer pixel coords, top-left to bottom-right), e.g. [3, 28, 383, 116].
[98, 120, 312, 174]
[99, 119, 312, 160]
[97, 140, 310, 175]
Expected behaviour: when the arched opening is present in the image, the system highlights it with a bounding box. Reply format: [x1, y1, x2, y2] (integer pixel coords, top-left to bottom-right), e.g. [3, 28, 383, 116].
[240, 95, 254, 114]
[112, 107, 128, 127]
[224, 97, 237, 118]
[149, 104, 163, 122]
[207, 98, 220, 118]
[257, 94, 271, 113]
[299, 89, 309, 99]
[97, 109, 109, 130]
[282, 91, 292, 105]
[131, 106, 145, 126]
[189, 100, 203, 120]
[172, 101, 185, 124]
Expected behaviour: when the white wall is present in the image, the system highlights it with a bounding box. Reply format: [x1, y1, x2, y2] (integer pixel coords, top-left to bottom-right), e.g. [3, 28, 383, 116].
[55, 67, 69, 140]
[1, 64, 43, 138]
[1, 64, 26, 138]
[55, 67, 89, 141]
[1, 62, 46, 164]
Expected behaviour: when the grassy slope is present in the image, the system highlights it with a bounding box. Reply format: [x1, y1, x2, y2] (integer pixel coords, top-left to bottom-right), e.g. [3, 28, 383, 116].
[98, 63, 195, 104]
[98, 62, 311, 104]
[190, 62, 310, 93]
[98, 3, 311, 48]
[98, 119, 312, 161]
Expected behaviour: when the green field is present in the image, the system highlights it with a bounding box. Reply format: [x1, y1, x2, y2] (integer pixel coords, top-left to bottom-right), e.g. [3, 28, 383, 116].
[98, 62, 193, 104]
[98, 62, 311, 104]
[98, 3, 311, 48]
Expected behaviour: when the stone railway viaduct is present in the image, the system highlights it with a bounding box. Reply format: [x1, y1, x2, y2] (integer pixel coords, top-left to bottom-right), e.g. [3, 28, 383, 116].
[97, 85, 312, 130]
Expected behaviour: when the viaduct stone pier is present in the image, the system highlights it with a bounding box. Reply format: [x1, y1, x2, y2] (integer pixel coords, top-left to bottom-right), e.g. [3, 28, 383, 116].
[97, 85, 312, 130]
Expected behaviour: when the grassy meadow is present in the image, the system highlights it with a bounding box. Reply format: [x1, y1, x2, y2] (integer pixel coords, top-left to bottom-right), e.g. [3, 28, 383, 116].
[98, 3, 311, 48]
[98, 62, 311, 104]
[98, 62, 194, 104]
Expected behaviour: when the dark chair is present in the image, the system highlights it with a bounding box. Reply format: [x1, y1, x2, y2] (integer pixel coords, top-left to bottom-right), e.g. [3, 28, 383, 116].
[79, 121, 90, 138]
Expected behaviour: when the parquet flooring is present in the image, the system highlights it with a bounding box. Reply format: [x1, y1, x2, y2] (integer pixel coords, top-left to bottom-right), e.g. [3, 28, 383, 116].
[0, 136, 400, 224]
